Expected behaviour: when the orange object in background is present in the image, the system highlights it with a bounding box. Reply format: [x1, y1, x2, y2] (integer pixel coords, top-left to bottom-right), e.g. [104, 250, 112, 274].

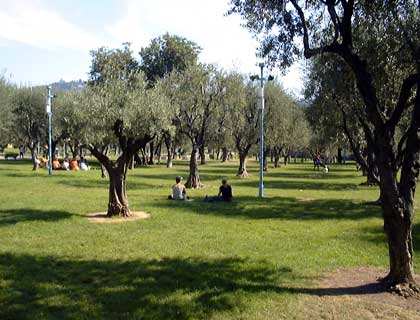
[52, 159, 60, 169]
[70, 160, 79, 170]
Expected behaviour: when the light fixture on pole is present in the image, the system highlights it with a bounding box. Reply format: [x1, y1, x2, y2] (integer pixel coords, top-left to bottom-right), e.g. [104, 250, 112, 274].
[250, 63, 273, 198]
[46, 86, 54, 176]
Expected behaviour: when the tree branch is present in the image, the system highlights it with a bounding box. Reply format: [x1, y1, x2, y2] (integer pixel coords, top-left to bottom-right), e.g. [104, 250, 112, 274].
[387, 73, 420, 131]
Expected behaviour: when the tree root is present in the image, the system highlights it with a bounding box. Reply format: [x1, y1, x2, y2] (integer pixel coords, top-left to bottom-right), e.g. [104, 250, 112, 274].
[391, 282, 420, 298]
[237, 171, 249, 178]
[185, 175, 202, 189]
[107, 203, 133, 218]
[378, 275, 420, 299]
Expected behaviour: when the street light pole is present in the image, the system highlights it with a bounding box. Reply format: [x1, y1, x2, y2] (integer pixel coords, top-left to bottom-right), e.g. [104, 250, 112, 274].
[251, 63, 273, 198]
[46, 86, 53, 176]
[258, 63, 265, 198]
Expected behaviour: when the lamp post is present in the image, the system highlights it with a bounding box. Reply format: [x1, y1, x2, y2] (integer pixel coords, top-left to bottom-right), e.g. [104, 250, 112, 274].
[251, 63, 273, 198]
[46, 86, 53, 176]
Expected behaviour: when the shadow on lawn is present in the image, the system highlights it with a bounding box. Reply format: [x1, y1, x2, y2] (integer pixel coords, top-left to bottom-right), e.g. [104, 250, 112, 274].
[0, 252, 398, 320]
[359, 222, 420, 255]
[230, 178, 359, 191]
[266, 170, 362, 180]
[0, 253, 298, 319]
[0, 208, 73, 226]
[58, 178, 169, 190]
[154, 196, 381, 221]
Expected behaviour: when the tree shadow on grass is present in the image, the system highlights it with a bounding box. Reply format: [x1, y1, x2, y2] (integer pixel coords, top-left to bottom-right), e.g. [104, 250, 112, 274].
[154, 196, 381, 221]
[266, 170, 362, 180]
[0, 253, 301, 320]
[233, 179, 360, 191]
[0, 209, 73, 226]
[359, 222, 420, 255]
[58, 178, 169, 191]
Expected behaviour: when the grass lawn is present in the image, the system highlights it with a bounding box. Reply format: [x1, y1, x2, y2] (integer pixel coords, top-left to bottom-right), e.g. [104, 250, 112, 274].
[0, 159, 419, 319]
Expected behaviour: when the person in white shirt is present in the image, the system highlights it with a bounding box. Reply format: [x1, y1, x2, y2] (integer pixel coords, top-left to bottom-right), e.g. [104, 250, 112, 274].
[168, 176, 187, 200]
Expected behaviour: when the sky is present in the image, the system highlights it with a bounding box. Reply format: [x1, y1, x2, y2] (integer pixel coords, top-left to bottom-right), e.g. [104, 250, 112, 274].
[0, 0, 303, 95]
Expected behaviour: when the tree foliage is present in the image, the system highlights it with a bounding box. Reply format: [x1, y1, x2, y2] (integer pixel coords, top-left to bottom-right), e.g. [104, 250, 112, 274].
[140, 33, 201, 84]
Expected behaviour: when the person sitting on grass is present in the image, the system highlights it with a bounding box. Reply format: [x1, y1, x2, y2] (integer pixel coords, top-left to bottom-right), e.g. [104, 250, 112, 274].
[62, 158, 70, 171]
[52, 157, 60, 170]
[168, 176, 187, 200]
[70, 157, 80, 171]
[80, 157, 89, 171]
[39, 156, 48, 168]
[204, 178, 233, 202]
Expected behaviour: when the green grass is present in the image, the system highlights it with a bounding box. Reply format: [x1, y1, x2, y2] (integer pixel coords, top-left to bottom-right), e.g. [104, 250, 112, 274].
[0, 159, 419, 319]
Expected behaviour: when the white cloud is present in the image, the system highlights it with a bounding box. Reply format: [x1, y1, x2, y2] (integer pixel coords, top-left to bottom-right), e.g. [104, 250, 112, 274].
[105, 0, 152, 52]
[0, 0, 303, 93]
[106, 0, 303, 94]
[106, 0, 259, 70]
[0, 0, 101, 50]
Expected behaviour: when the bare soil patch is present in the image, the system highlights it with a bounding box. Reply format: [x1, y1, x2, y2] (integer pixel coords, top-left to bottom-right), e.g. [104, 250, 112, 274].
[86, 211, 150, 223]
[317, 267, 420, 312]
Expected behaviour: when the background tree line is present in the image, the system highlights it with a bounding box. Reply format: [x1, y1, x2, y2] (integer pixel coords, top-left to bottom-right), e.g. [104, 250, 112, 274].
[0, 33, 312, 217]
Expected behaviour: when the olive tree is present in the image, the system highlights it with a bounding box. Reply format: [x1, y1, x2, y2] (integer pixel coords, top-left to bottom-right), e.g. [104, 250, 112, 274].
[0, 77, 14, 150]
[10, 87, 46, 170]
[224, 73, 259, 177]
[163, 64, 226, 188]
[230, 0, 420, 295]
[83, 46, 170, 217]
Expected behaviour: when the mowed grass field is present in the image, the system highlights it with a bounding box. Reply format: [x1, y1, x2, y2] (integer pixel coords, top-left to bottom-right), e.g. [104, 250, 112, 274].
[0, 159, 419, 319]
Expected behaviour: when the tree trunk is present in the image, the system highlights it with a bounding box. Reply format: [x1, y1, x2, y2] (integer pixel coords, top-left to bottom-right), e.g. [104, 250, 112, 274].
[366, 143, 380, 185]
[273, 147, 282, 168]
[186, 148, 201, 188]
[148, 141, 154, 165]
[379, 83, 420, 295]
[263, 147, 270, 171]
[157, 143, 162, 165]
[29, 146, 38, 171]
[129, 154, 135, 169]
[380, 169, 417, 294]
[237, 151, 249, 178]
[376, 123, 419, 295]
[100, 164, 107, 178]
[106, 162, 132, 217]
[274, 155, 281, 168]
[164, 134, 173, 168]
[166, 146, 173, 168]
[199, 145, 206, 165]
[141, 147, 147, 165]
[338, 148, 343, 164]
[68, 142, 81, 159]
[221, 147, 228, 162]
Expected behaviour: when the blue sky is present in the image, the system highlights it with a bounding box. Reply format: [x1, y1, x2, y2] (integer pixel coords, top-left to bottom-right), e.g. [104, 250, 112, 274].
[0, 0, 302, 94]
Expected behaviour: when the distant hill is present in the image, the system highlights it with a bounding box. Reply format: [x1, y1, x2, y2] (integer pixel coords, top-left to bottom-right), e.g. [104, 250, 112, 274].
[50, 79, 85, 92]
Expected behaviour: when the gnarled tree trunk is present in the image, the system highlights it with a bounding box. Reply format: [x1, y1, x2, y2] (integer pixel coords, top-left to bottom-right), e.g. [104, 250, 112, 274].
[148, 141, 154, 165]
[186, 147, 201, 188]
[221, 147, 228, 162]
[379, 163, 416, 294]
[273, 146, 282, 168]
[199, 145, 206, 165]
[237, 151, 249, 178]
[263, 147, 270, 171]
[163, 133, 173, 168]
[107, 164, 131, 217]
[364, 142, 380, 185]
[274, 155, 281, 168]
[29, 146, 38, 171]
